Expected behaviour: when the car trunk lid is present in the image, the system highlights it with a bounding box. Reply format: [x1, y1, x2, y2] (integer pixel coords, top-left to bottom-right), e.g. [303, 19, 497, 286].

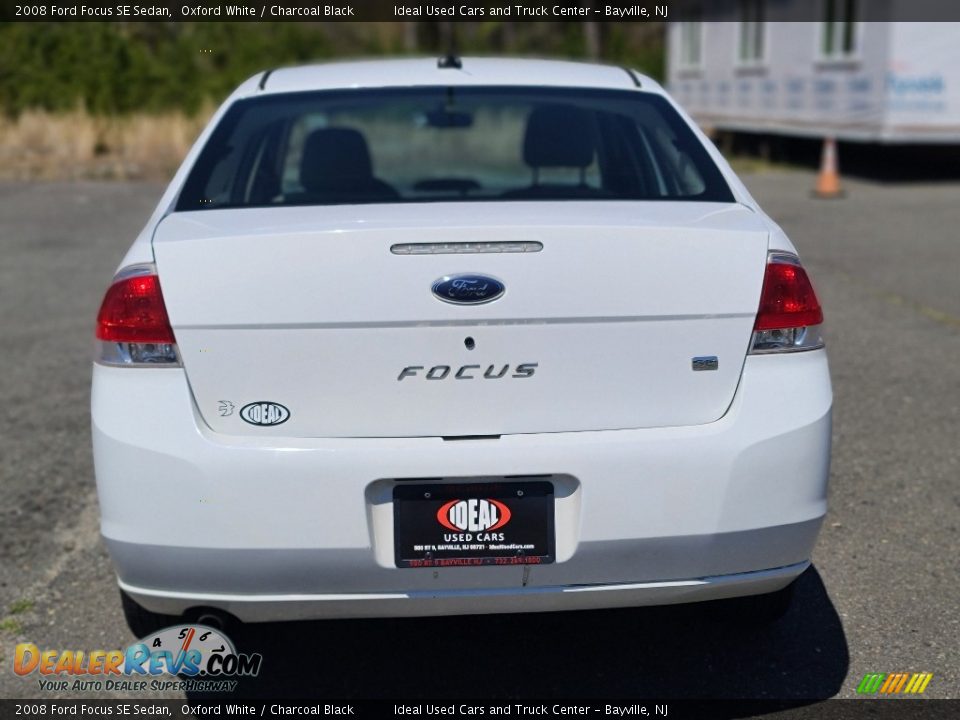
[152, 201, 768, 437]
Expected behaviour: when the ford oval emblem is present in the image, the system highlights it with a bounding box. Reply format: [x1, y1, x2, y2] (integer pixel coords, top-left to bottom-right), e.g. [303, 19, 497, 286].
[239, 401, 290, 426]
[431, 274, 505, 305]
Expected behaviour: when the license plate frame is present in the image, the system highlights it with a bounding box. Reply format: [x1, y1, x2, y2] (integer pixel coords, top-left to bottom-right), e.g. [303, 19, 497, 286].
[393, 480, 555, 568]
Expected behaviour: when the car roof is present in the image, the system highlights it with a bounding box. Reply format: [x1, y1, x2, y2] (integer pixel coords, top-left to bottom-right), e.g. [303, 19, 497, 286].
[233, 57, 661, 98]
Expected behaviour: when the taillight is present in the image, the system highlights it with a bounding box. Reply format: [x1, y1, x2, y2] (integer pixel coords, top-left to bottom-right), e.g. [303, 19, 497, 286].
[750, 253, 824, 354]
[95, 264, 179, 366]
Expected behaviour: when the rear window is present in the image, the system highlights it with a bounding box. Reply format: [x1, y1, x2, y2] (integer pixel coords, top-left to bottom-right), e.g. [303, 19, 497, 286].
[176, 86, 734, 211]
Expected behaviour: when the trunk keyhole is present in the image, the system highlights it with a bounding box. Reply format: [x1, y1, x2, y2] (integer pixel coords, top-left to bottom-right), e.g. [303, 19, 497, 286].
[464, 337, 476, 350]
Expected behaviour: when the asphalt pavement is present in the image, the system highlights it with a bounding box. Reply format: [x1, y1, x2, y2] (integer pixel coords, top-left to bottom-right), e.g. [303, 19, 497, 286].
[0, 173, 957, 707]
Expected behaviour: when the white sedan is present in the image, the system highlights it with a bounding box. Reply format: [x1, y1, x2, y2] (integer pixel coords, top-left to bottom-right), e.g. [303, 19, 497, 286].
[91, 57, 831, 636]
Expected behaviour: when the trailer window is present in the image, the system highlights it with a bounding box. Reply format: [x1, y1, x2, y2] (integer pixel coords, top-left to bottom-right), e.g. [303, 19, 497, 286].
[821, 0, 859, 58]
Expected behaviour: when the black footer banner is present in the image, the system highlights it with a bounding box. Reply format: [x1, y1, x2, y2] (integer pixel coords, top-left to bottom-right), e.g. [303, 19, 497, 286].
[2, 699, 960, 720]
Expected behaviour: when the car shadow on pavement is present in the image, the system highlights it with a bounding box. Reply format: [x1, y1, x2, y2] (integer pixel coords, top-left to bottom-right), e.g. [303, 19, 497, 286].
[189, 565, 848, 706]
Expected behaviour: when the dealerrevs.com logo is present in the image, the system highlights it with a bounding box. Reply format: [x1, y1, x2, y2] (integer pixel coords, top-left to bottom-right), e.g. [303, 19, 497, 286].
[14, 625, 262, 693]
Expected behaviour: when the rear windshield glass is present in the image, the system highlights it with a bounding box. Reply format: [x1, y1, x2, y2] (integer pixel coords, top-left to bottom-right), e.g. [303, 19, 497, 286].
[176, 86, 734, 211]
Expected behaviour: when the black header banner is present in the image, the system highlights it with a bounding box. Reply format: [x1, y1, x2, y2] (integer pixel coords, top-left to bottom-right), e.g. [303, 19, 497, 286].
[5, 0, 960, 22]
[6, 0, 670, 22]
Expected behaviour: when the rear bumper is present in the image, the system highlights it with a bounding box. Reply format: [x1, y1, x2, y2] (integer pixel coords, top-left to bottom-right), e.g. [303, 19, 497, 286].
[118, 561, 810, 621]
[92, 349, 832, 621]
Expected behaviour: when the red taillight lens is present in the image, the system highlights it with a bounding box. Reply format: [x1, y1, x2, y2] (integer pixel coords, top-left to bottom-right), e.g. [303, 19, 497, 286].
[96, 273, 175, 343]
[754, 260, 823, 331]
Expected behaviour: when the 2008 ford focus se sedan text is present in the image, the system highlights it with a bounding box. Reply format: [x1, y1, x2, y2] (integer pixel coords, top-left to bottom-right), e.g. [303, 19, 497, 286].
[91, 58, 831, 636]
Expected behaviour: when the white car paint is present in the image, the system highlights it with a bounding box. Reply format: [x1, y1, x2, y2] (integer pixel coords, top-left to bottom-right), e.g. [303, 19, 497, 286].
[92, 58, 831, 622]
[154, 202, 767, 437]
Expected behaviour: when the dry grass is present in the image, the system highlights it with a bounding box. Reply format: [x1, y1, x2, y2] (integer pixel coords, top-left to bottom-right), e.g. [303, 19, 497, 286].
[0, 108, 212, 181]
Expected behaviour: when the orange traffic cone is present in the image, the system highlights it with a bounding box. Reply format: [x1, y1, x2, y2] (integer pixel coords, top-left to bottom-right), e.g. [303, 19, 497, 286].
[813, 137, 844, 198]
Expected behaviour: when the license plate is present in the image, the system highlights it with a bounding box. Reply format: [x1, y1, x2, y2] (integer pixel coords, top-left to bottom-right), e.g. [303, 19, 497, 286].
[393, 480, 555, 568]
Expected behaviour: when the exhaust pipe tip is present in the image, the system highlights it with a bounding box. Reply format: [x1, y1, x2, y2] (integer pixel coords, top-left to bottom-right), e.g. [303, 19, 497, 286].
[195, 612, 226, 630]
[185, 607, 238, 633]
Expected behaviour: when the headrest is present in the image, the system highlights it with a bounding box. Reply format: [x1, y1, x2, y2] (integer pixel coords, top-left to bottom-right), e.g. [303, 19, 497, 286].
[523, 105, 596, 169]
[300, 128, 375, 193]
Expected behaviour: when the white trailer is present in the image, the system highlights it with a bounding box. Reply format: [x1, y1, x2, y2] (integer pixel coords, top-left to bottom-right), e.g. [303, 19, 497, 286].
[666, 12, 960, 143]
